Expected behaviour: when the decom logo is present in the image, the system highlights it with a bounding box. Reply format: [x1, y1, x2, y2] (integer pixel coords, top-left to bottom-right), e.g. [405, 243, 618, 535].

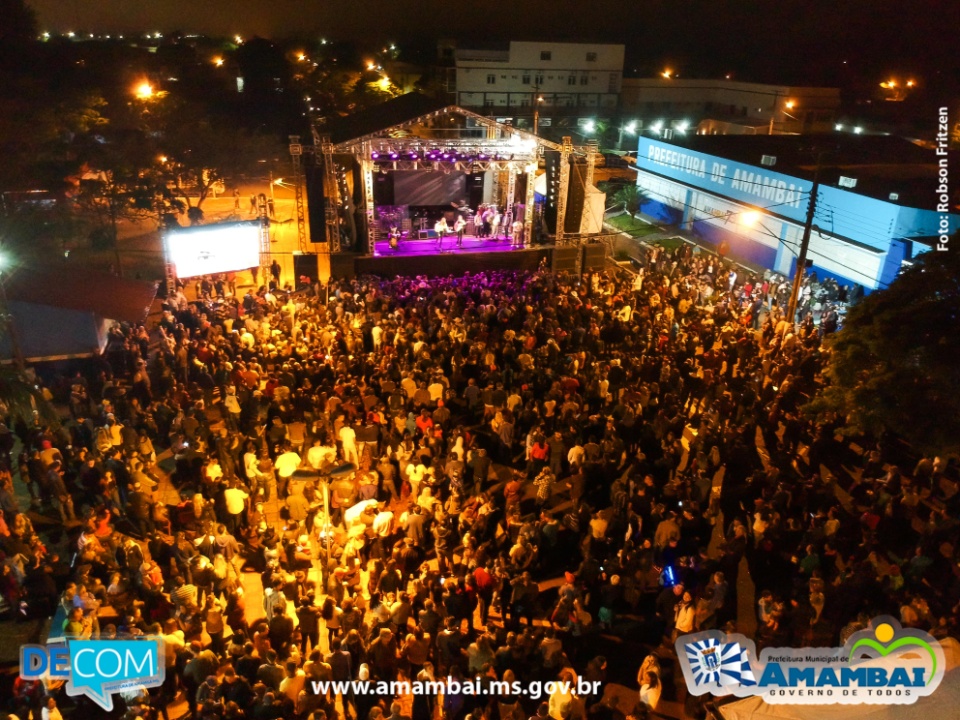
[676, 616, 945, 705]
[21, 638, 165, 711]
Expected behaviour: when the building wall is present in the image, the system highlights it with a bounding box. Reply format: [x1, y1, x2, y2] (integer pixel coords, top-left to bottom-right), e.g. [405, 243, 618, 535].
[621, 79, 840, 133]
[633, 137, 959, 290]
[456, 41, 623, 114]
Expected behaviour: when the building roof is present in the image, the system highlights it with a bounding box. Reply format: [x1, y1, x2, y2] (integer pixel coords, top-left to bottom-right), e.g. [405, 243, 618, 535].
[641, 133, 956, 209]
[4, 264, 158, 323]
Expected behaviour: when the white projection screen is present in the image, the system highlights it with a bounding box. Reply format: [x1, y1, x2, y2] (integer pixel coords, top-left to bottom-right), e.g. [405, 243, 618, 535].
[166, 223, 260, 279]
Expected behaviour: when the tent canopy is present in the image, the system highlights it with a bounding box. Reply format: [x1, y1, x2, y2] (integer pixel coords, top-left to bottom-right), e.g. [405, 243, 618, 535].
[3, 265, 158, 323]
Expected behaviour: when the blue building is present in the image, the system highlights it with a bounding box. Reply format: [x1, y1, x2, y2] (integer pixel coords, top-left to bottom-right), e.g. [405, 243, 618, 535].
[632, 134, 959, 291]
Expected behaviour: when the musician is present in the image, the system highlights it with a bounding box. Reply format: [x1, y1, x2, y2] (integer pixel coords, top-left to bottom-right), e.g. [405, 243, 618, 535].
[481, 207, 494, 238]
[434, 217, 449, 250]
[491, 208, 502, 239]
[454, 215, 466, 247]
[474, 207, 485, 238]
[511, 219, 524, 248]
[388, 224, 401, 250]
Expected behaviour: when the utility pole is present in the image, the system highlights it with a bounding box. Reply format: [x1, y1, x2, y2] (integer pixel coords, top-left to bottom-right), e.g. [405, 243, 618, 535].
[532, 84, 542, 136]
[787, 152, 823, 324]
[769, 90, 780, 135]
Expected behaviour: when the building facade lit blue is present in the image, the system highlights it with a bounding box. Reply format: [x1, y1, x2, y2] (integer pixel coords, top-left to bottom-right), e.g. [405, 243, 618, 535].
[633, 136, 959, 291]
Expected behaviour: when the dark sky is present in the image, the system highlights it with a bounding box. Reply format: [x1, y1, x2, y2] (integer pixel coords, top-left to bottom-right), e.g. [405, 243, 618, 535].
[26, 0, 960, 90]
[28, 0, 640, 41]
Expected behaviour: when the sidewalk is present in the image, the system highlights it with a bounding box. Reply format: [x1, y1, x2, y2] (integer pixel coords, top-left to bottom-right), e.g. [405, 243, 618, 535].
[604, 211, 767, 277]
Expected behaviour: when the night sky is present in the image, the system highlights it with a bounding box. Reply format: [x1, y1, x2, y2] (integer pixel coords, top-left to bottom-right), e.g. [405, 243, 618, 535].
[26, 0, 960, 89]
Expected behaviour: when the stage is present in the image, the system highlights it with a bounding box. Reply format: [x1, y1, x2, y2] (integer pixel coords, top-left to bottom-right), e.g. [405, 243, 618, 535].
[373, 233, 520, 257]
[353, 240, 554, 278]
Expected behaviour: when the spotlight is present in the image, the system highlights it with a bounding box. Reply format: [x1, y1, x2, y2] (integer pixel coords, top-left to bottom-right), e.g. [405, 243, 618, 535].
[478, 153, 487, 159]
[371, 151, 380, 159]
[389, 152, 399, 160]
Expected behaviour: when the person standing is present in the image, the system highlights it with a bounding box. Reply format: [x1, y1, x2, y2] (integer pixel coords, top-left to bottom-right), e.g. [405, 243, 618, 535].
[491, 208, 501, 239]
[511, 219, 524, 248]
[270, 259, 281, 286]
[455, 215, 466, 247]
[434, 217, 449, 251]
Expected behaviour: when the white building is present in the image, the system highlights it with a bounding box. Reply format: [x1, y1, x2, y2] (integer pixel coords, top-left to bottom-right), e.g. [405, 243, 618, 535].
[455, 41, 625, 119]
[620, 78, 840, 135]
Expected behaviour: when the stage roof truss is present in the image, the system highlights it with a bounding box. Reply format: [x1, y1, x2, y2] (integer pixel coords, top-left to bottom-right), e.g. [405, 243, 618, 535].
[328, 104, 591, 157]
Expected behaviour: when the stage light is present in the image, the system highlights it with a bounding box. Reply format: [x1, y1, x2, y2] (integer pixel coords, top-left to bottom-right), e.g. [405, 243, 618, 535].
[478, 153, 487, 159]
[389, 152, 399, 160]
[371, 151, 380, 159]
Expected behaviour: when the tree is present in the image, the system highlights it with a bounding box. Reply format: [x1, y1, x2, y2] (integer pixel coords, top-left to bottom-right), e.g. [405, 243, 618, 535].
[803, 242, 960, 455]
[611, 184, 649, 216]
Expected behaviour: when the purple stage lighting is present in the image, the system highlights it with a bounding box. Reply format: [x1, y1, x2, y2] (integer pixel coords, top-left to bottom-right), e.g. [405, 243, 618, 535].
[389, 152, 399, 160]
[371, 151, 380, 159]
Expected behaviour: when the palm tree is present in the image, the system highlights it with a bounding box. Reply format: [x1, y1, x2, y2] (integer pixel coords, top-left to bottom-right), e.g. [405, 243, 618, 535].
[612, 184, 649, 217]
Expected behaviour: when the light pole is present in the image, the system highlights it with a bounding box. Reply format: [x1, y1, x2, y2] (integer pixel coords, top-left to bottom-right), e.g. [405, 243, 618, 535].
[786, 152, 824, 324]
[0, 264, 25, 371]
[618, 120, 638, 149]
[532, 86, 544, 136]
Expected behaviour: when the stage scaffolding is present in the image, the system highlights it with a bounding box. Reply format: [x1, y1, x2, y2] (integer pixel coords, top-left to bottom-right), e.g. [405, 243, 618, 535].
[312, 105, 601, 261]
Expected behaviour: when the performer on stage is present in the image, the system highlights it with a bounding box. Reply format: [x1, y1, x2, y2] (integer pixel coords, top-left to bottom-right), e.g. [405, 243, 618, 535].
[388, 224, 401, 250]
[511, 219, 524, 248]
[434, 217, 449, 250]
[491, 207, 502, 239]
[482, 206, 494, 238]
[454, 215, 466, 248]
[474, 207, 485, 238]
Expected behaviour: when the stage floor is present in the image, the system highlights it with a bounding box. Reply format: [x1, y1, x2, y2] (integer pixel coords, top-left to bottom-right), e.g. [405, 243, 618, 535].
[373, 234, 522, 257]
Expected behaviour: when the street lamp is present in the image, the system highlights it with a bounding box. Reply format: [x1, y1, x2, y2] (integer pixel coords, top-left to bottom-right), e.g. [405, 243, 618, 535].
[769, 96, 797, 134]
[134, 82, 154, 100]
[662, 69, 673, 79]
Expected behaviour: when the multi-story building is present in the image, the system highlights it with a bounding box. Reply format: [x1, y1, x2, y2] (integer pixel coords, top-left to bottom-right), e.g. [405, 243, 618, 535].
[620, 78, 840, 136]
[454, 41, 625, 123]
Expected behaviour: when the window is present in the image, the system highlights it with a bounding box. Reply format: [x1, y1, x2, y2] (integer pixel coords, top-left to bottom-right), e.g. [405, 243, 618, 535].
[568, 75, 577, 85]
[522, 74, 531, 85]
[487, 74, 496, 85]
[580, 75, 589, 85]
[586, 52, 597, 62]
[535, 73, 544, 85]
[540, 51, 552, 61]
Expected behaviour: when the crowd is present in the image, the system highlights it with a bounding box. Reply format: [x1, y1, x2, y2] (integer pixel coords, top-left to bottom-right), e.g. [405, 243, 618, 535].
[0, 242, 958, 720]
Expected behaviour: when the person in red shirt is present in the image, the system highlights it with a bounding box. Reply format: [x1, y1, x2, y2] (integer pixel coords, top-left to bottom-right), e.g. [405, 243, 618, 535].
[415, 409, 434, 436]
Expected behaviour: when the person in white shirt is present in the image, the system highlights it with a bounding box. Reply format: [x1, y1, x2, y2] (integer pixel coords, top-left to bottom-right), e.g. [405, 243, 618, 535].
[307, 437, 337, 471]
[428, 379, 446, 404]
[274, 444, 302, 498]
[339, 424, 358, 466]
[639, 670, 662, 710]
[405, 460, 426, 499]
[223, 482, 249, 534]
[490, 209, 501, 239]
[42, 696, 64, 720]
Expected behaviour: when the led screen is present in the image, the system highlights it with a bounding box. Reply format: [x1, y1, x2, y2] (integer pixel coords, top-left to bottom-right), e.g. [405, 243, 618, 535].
[166, 223, 260, 279]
